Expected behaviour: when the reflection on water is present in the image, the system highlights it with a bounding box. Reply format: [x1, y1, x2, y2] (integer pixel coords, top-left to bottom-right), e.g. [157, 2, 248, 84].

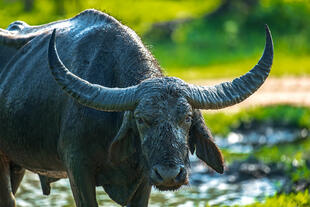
[216, 126, 303, 154]
[16, 165, 283, 207]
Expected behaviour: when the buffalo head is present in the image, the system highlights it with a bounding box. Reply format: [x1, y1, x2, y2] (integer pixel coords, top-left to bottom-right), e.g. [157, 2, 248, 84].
[47, 25, 273, 190]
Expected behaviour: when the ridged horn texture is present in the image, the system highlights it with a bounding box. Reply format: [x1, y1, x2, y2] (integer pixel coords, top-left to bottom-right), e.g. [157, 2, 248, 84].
[48, 29, 138, 112]
[0, 28, 36, 48]
[186, 25, 273, 109]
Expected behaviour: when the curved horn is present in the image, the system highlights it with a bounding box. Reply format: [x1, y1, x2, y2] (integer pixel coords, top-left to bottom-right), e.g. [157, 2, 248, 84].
[187, 25, 273, 109]
[48, 29, 137, 111]
[0, 28, 36, 48]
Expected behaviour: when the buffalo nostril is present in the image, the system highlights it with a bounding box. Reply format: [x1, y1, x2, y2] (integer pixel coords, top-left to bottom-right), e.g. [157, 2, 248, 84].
[176, 166, 186, 182]
[154, 167, 163, 181]
[177, 167, 184, 177]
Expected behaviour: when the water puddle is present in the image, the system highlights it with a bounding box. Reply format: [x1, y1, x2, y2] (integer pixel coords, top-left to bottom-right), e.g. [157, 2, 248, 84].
[215, 126, 307, 153]
[150, 172, 284, 207]
[15, 161, 285, 207]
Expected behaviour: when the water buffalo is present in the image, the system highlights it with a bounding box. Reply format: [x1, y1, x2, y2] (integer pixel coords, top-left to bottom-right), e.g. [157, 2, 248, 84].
[0, 9, 273, 207]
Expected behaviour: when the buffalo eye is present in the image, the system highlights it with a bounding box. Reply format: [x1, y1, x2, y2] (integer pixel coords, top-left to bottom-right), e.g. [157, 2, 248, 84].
[185, 115, 192, 124]
[137, 117, 144, 125]
[136, 117, 151, 127]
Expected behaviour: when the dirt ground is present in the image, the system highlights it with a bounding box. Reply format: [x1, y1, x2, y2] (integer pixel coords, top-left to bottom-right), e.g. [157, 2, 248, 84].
[190, 77, 310, 113]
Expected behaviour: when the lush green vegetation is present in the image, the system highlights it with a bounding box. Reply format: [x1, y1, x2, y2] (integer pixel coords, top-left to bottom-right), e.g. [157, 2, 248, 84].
[147, 0, 310, 79]
[166, 54, 310, 80]
[207, 191, 310, 207]
[234, 190, 310, 207]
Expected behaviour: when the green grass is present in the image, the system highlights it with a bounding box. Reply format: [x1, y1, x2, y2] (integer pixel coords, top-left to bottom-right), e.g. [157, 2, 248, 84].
[208, 191, 310, 207]
[164, 54, 310, 81]
[231, 190, 310, 207]
[148, 15, 310, 80]
[145, 0, 310, 78]
[147, 22, 266, 70]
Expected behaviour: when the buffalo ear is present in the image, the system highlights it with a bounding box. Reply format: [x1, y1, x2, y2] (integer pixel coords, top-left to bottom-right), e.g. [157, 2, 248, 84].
[109, 111, 137, 163]
[189, 110, 224, 174]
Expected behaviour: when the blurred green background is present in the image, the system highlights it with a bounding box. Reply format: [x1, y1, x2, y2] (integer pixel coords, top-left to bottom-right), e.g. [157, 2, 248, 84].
[1, 0, 310, 206]
[1, 0, 310, 80]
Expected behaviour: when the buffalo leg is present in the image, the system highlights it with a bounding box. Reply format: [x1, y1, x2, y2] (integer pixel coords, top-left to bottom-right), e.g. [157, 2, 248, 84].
[127, 178, 151, 207]
[39, 175, 60, 195]
[65, 157, 98, 207]
[0, 155, 16, 207]
[10, 163, 25, 195]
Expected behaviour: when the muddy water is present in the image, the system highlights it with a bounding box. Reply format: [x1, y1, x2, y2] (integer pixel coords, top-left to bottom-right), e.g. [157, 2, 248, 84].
[16, 168, 283, 207]
[15, 127, 296, 207]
